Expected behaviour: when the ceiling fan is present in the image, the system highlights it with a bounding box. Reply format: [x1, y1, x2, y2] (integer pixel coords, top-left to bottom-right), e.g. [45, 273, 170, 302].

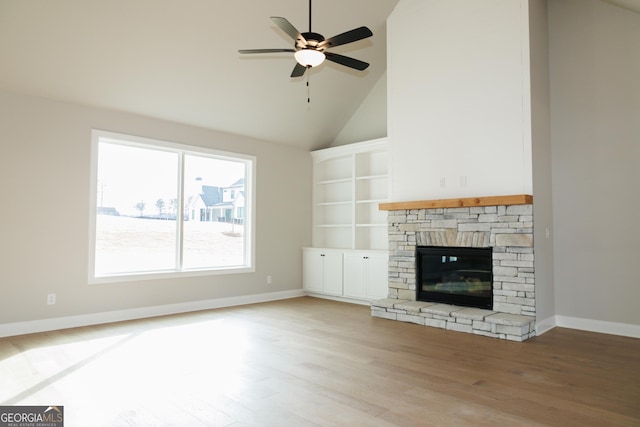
[238, 0, 373, 78]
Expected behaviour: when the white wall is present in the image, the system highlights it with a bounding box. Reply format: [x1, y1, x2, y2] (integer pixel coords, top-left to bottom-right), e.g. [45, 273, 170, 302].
[0, 90, 311, 326]
[529, 0, 555, 328]
[387, 0, 533, 202]
[549, 0, 640, 325]
[331, 71, 388, 147]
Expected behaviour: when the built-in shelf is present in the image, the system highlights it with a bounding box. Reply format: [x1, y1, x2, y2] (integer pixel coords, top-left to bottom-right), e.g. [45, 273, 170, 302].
[356, 174, 388, 180]
[311, 138, 389, 251]
[317, 201, 352, 206]
[317, 178, 352, 185]
[304, 140, 390, 301]
[357, 200, 386, 207]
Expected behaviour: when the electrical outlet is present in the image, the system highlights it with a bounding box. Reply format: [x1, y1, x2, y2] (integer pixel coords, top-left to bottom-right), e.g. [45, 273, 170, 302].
[267, 275, 272, 285]
[47, 293, 56, 305]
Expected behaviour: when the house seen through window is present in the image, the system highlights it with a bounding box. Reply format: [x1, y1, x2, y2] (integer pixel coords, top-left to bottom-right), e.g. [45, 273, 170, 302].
[90, 130, 254, 281]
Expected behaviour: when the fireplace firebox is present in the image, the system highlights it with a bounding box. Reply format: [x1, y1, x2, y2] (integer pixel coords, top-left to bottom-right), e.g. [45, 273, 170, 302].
[416, 246, 493, 309]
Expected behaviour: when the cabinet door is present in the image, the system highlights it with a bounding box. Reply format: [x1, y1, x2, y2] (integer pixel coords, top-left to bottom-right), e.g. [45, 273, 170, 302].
[322, 251, 343, 296]
[366, 253, 389, 300]
[303, 249, 324, 293]
[343, 253, 367, 299]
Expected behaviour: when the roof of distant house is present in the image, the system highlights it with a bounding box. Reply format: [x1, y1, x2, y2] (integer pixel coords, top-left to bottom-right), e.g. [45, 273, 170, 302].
[201, 186, 222, 206]
[230, 178, 244, 187]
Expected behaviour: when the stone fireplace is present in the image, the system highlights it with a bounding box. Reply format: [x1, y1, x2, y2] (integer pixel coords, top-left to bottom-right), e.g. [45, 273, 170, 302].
[371, 195, 537, 342]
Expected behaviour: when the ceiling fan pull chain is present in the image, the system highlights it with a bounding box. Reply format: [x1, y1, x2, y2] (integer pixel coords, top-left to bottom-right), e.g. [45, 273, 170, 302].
[307, 70, 311, 103]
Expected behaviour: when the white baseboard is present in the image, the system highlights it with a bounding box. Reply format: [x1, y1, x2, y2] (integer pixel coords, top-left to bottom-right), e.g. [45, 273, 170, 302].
[5, 292, 638, 341]
[536, 314, 640, 339]
[555, 315, 640, 339]
[0, 289, 305, 338]
[304, 292, 371, 306]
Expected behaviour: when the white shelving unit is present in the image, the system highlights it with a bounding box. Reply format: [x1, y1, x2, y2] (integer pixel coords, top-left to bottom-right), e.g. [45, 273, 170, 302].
[304, 138, 389, 303]
[311, 138, 389, 250]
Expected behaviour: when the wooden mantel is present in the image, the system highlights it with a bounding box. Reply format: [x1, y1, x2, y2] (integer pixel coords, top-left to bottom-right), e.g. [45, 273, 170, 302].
[379, 194, 533, 211]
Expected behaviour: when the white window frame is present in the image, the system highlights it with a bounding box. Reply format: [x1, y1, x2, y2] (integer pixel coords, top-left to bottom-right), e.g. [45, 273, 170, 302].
[88, 130, 256, 284]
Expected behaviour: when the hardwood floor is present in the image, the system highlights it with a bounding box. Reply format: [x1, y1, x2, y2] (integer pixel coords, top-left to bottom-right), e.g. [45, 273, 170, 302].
[0, 297, 638, 426]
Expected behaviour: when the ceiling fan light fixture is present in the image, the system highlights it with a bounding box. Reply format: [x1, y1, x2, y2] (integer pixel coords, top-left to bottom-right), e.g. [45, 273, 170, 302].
[294, 49, 325, 67]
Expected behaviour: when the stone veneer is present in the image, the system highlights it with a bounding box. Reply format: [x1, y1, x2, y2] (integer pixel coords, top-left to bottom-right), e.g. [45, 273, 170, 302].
[371, 204, 536, 341]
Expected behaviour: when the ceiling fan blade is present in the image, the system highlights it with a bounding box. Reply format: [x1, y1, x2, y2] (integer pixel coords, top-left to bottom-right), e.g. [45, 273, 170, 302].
[290, 63, 307, 78]
[271, 17, 307, 45]
[324, 52, 369, 71]
[239, 49, 296, 54]
[318, 26, 373, 49]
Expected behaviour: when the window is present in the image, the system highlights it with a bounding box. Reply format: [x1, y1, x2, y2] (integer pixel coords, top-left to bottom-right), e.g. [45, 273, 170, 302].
[89, 130, 255, 282]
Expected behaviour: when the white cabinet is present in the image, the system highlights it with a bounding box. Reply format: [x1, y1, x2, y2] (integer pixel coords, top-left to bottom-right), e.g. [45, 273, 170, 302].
[303, 248, 388, 302]
[312, 138, 388, 250]
[343, 251, 389, 300]
[303, 248, 343, 296]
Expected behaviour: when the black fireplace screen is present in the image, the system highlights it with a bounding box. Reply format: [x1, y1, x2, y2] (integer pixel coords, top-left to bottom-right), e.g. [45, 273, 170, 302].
[416, 246, 493, 309]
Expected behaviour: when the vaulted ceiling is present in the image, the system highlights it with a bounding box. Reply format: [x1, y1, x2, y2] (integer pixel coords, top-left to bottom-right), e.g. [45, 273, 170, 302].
[3, 1, 638, 152]
[0, 0, 400, 151]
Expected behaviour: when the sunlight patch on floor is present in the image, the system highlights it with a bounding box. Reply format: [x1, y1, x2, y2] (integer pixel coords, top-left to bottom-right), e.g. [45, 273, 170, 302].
[0, 318, 250, 426]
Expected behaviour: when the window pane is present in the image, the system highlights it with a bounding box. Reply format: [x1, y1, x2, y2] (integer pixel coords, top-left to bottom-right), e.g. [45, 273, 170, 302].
[91, 130, 254, 280]
[95, 142, 179, 275]
[182, 155, 247, 269]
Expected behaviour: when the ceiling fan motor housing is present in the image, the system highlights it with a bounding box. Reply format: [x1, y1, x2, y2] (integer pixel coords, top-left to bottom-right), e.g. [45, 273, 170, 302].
[298, 32, 325, 50]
